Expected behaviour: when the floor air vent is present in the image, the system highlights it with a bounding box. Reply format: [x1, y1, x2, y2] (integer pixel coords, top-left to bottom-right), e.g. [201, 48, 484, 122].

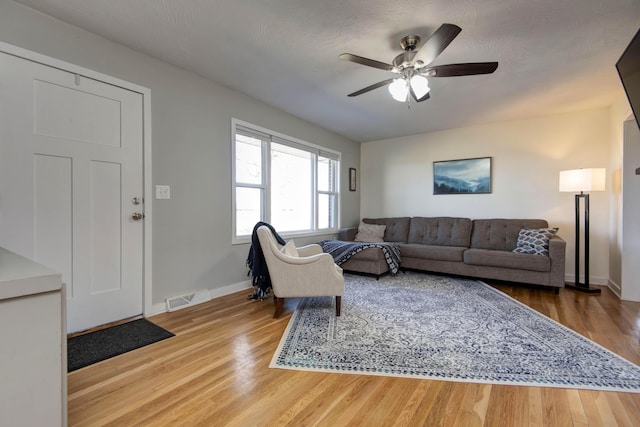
[165, 289, 211, 312]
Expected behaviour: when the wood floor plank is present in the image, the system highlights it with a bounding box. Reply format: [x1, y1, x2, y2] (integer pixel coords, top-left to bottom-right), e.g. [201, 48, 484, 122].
[510, 387, 529, 427]
[223, 372, 330, 426]
[528, 387, 544, 426]
[67, 278, 640, 426]
[421, 381, 457, 426]
[594, 390, 619, 426]
[578, 390, 605, 426]
[543, 387, 572, 427]
[405, 380, 447, 425]
[320, 376, 385, 426]
[484, 386, 514, 426]
[349, 378, 420, 426]
[427, 381, 471, 426]
[391, 379, 433, 427]
[468, 384, 492, 427]
[618, 392, 640, 427]
[606, 392, 636, 427]
[451, 383, 481, 427]
[566, 388, 588, 425]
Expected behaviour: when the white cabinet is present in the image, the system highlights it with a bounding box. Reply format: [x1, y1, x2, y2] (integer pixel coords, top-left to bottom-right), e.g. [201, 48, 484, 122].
[0, 247, 66, 426]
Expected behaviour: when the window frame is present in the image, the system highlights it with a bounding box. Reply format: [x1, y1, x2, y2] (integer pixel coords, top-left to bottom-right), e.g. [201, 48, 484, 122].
[231, 118, 341, 244]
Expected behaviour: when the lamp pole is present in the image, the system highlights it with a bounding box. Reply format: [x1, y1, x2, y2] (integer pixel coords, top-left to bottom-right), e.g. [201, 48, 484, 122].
[565, 191, 601, 294]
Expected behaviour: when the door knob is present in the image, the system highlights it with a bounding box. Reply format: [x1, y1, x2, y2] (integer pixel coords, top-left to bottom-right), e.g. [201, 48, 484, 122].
[132, 212, 145, 221]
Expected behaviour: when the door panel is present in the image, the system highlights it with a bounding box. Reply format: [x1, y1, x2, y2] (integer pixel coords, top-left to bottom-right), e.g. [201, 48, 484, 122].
[89, 160, 122, 294]
[0, 52, 144, 333]
[33, 154, 73, 295]
[33, 78, 122, 146]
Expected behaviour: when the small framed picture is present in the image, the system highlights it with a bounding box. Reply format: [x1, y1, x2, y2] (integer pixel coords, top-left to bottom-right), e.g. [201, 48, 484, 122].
[349, 168, 357, 191]
[433, 157, 492, 195]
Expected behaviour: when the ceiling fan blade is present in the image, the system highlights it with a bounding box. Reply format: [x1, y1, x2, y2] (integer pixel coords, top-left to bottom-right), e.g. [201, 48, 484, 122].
[410, 87, 431, 103]
[414, 23, 462, 66]
[422, 62, 499, 77]
[340, 53, 395, 71]
[347, 78, 396, 97]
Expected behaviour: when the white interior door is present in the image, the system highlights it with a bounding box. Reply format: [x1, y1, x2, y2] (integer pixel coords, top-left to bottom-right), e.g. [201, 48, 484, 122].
[0, 52, 144, 333]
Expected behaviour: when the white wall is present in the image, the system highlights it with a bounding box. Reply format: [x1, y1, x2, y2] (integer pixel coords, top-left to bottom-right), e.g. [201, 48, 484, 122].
[607, 95, 632, 295]
[0, 1, 360, 306]
[622, 120, 640, 301]
[361, 109, 612, 284]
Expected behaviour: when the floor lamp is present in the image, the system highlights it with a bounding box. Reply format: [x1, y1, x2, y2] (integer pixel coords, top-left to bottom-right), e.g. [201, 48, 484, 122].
[559, 168, 606, 294]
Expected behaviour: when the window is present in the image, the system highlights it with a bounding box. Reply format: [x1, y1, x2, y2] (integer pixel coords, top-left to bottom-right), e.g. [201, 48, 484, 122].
[233, 120, 340, 241]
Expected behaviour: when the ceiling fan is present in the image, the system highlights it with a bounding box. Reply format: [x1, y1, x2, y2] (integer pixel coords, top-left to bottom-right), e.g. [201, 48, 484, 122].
[340, 24, 498, 105]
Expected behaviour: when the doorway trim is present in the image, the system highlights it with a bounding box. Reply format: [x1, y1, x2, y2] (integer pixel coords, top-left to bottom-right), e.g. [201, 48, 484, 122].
[0, 41, 153, 318]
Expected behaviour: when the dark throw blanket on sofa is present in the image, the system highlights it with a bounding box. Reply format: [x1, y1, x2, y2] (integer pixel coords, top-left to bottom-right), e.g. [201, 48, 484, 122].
[321, 240, 401, 274]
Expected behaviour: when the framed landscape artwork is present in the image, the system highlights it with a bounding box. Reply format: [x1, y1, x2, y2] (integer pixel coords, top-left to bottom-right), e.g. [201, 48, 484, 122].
[433, 157, 492, 195]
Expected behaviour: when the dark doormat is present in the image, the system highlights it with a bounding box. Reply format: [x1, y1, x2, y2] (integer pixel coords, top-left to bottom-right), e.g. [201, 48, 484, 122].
[67, 318, 174, 372]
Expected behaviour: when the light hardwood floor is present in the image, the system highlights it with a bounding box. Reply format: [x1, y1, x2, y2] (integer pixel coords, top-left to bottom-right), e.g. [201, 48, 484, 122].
[68, 277, 640, 426]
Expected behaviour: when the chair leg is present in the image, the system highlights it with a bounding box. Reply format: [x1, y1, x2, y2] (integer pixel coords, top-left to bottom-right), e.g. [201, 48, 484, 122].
[335, 296, 341, 316]
[274, 297, 284, 318]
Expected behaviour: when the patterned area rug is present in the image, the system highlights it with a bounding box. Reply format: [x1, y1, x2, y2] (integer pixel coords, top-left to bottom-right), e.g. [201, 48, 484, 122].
[270, 273, 640, 392]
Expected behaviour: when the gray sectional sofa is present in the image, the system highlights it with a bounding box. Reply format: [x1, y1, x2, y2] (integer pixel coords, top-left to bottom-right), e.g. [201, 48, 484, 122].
[337, 217, 566, 292]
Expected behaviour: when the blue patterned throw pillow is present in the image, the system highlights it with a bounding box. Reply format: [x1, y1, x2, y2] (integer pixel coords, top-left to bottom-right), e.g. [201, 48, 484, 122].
[512, 228, 558, 256]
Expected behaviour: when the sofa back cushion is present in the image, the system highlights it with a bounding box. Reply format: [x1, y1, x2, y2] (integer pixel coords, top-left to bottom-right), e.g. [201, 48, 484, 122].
[471, 219, 549, 251]
[354, 222, 386, 242]
[407, 217, 472, 247]
[363, 217, 411, 242]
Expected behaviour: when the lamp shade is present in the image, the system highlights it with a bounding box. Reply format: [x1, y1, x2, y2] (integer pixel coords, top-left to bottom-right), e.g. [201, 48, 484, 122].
[388, 78, 409, 102]
[559, 168, 606, 192]
[409, 75, 430, 99]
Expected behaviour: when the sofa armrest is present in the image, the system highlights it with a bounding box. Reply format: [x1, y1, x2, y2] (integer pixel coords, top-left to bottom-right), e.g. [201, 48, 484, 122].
[297, 244, 323, 257]
[548, 235, 566, 287]
[338, 227, 357, 241]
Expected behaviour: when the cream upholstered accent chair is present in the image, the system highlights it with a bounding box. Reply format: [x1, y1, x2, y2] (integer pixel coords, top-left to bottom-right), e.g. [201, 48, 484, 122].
[256, 225, 344, 318]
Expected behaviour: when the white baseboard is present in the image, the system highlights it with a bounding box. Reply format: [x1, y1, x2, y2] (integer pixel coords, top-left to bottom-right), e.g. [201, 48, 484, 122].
[210, 280, 252, 299]
[148, 302, 167, 317]
[147, 280, 252, 317]
[166, 289, 211, 312]
[607, 279, 622, 298]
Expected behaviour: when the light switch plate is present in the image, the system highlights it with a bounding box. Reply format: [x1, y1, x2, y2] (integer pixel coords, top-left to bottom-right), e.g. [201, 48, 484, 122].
[155, 185, 170, 199]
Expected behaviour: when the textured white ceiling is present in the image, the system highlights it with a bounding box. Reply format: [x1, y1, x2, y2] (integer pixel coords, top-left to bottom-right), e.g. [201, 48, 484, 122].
[14, 0, 640, 142]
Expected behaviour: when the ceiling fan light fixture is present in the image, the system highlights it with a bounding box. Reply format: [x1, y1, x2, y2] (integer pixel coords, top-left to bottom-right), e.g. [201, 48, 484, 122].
[389, 78, 409, 102]
[340, 24, 498, 104]
[410, 75, 430, 99]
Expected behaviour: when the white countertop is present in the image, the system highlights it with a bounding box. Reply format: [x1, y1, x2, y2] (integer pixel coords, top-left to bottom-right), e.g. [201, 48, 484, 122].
[0, 247, 62, 300]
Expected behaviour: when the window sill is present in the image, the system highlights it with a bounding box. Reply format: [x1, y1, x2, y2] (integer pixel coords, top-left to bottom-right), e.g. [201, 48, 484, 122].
[232, 228, 340, 245]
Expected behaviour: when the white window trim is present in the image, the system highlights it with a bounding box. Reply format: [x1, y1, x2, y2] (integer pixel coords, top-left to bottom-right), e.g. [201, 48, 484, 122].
[231, 118, 341, 244]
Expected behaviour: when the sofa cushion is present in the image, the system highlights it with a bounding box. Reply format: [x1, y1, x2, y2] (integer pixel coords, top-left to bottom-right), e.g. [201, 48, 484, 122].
[513, 228, 558, 256]
[354, 222, 386, 242]
[464, 248, 551, 272]
[338, 227, 358, 241]
[399, 243, 466, 262]
[407, 217, 472, 247]
[470, 219, 549, 251]
[345, 246, 385, 262]
[281, 240, 299, 257]
[363, 217, 411, 242]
